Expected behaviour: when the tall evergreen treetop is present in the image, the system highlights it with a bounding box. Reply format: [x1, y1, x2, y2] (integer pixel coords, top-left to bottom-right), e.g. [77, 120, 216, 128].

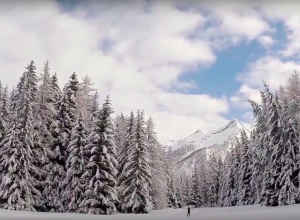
[120, 110, 153, 213]
[83, 95, 118, 215]
[0, 69, 40, 211]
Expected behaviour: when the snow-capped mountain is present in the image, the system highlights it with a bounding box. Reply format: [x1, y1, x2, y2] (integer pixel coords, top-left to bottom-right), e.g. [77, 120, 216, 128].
[164, 119, 252, 176]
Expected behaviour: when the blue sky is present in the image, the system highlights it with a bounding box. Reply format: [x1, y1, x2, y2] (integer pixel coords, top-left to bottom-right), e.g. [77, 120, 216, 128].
[2, 0, 300, 141]
[180, 39, 266, 118]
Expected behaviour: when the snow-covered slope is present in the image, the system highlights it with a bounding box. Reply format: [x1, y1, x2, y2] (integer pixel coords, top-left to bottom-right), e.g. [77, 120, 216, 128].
[1, 204, 299, 219]
[164, 119, 252, 175]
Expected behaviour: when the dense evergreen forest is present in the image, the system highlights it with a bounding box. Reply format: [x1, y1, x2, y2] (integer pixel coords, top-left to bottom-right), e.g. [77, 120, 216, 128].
[0, 60, 299, 215]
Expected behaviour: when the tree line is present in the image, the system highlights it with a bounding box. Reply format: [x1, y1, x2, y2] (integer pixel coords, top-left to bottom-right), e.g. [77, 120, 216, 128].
[1, 60, 300, 215]
[167, 71, 300, 208]
[0, 60, 168, 214]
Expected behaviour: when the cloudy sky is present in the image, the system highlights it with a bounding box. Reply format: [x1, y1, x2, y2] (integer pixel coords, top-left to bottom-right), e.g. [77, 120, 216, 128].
[1, 0, 300, 142]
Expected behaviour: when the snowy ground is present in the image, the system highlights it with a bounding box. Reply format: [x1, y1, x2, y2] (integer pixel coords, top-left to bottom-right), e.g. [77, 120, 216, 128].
[1, 205, 300, 220]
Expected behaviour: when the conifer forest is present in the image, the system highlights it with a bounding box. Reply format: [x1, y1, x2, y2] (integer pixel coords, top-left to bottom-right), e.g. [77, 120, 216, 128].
[1, 60, 300, 215]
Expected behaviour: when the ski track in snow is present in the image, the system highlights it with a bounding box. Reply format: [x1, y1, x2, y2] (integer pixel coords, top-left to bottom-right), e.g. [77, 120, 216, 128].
[1, 205, 300, 220]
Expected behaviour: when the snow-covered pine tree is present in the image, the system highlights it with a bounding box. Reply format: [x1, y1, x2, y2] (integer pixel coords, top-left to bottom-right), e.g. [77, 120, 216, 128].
[221, 140, 240, 207]
[0, 67, 41, 211]
[232, 138, 242, 206]
[88, 91, 99, 128]
[9, 87, 17, 114]
[278, 85, 288, 106]
[237, 130, 253, 205]
[82, 95, 118, 215]
[115, 112, 127, 167]
[146, 116, 168, 209]
[183, 177, 191, 205]
[119, 110, 153, 213]
[63, 112, 88, 213]
[285, 71, 300, 119]
[217, 153, 226, 206]
[207, 151, 222, 207]
[117, 112, 134, 199]
[1, 86, 10, 126]
[162, 149, 177, 208]
[275, 95, 300, 205]
[247, 99, 266, 205]
[260, 84, 284, 207]
[166, 170, 177, 208]
[29, 60, 54, 211]
[51, 73, 62, 107]
[46, 94, 73, 212]
[64, 72, 79, 123]
[198, 150, 208, 207]
[27, 61, 38, 99]
[189, 160, 202, 207]
[36, 60, 56, 137]
[248, 129, 262, 204]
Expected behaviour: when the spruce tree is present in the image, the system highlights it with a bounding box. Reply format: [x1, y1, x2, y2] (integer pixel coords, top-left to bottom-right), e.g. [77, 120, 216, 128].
[198, 150, 209, 207]
[237, 130, 253, 205]
[51, 73, 62, 106]
[33, 60, 56, 211]
[207, 151, 222, 207]
[260, 85, 284, 207]
[190, 160, 202, 207]
[0, 86, 10, 125]
[115, 113, 127, 165]
[118, 112, 134, 186]
[276, 97, 300, 205]
[119, 110, 153, 213]
[247, 99, 267, 204]
[65, 72, 79, 122]
[0, 69, 40, 211]
[45, 73, 79, 212]
[46, 94, 73, 212]
[249, 130, 263, 204]
[63, 113, 89, 212]
[146, 116, 168, 209]
[285, 71, 300, 119]
[82, 95, 118, 215]
[221, 142, 239, 207]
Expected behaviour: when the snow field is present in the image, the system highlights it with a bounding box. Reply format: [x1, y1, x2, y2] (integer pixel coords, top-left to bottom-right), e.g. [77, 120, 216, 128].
[1, 205, 300, 220]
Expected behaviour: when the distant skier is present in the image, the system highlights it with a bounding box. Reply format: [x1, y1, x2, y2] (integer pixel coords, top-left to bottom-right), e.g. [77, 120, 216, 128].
[187, 206, 191, 217]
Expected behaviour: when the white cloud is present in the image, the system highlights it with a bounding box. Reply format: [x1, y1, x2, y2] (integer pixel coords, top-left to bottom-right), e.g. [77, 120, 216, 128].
[0, 0, 231, 142]
[258, 36, 276, 48]
[231, 56, 300, 107]
[2, 0, 294, 142]
[229, 2, 300, 109]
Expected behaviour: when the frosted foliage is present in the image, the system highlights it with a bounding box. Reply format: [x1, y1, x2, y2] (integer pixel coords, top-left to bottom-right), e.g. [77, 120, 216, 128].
[120, 110, 153, 213]
[43, 94, 73, 213]
[285, 71, 300, 118]
[0, 68, 40, 211]
[260, 84, 283, 207]
[146, 117, 168, 209]
[207, 151, 222, 207]
[237, 131, 252, 206]
[62, 114, 88, 213]
[82, 96, 118, 215]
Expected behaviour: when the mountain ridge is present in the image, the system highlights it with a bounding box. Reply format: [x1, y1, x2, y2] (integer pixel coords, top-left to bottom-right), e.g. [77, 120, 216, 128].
[164, 118, 253, 176]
